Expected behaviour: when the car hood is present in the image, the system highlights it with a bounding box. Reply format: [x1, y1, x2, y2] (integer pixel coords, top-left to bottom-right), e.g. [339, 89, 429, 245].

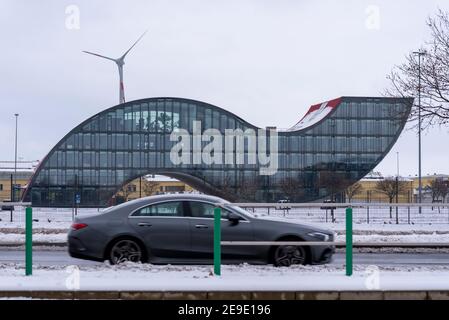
[253, 215, 334, 234]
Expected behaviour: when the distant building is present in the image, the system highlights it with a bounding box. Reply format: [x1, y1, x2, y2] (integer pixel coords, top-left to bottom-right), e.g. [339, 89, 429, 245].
[114, 175, 196, 204]
[352, 174, 414, 203]
[411, 174, 449, 203]
[351, 172, 448, 203]
[0, 170, 33, 202]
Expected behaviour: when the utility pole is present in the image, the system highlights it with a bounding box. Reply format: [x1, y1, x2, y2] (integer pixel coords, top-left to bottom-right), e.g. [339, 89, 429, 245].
[413, 50, 426, 213]
[139, 176, 142, 198]
[396, 152, 399, 224]
[13, 113, 19, 202]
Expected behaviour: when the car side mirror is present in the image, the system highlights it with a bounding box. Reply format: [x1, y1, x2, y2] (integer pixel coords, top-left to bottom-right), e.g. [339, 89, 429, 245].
[228, 212, 240, 224]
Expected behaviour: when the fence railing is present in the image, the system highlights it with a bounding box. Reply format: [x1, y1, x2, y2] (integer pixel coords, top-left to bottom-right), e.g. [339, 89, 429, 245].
[238, 202, 449, 225]
[213, 203, 449, 277]
[2, 202, 449, 277]
[1, 203, 448, 225]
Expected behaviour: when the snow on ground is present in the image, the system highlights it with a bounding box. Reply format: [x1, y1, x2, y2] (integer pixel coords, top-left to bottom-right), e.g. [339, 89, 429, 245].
[1, 262, 449, 291]
[324, 223, 449, 234]
[0, 233, 67, 244]
[0, 208, 101, 230]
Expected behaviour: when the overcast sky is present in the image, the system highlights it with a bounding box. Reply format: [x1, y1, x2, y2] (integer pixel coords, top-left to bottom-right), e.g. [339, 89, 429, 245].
[1, 0, 448, 177]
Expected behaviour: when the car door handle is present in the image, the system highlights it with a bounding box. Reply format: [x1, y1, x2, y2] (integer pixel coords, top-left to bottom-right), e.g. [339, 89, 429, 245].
[138, 222, 152, 227]
[195, 224, 209, 229]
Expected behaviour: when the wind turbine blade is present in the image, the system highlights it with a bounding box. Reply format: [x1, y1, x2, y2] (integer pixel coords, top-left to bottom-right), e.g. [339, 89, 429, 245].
[120, 30, 148, 60]
[82, 51, 116, 62]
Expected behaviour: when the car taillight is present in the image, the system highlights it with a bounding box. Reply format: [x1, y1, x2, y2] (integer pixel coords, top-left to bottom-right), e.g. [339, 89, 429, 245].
[71, 223, 88, 231]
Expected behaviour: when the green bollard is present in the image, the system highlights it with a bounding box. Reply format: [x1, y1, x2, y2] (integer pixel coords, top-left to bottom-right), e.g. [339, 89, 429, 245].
[346, 207, 353, 276]
[214, 207, 221, 276]
[25, 206, 33, 276]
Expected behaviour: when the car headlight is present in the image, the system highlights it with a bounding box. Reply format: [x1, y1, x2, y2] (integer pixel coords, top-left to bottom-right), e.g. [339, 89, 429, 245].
[307, 232, 330, 242]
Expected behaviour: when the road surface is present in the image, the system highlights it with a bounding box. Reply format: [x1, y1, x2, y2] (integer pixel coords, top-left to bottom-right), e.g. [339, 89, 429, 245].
[1, 250, 449, 267]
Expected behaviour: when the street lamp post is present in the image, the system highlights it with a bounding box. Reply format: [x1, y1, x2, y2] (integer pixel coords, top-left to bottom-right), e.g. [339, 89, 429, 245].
[396, 152, 399, 224]
[413, 50, 426, 213]
[139, 176, 142, 198]
[13, 113, 19, 202]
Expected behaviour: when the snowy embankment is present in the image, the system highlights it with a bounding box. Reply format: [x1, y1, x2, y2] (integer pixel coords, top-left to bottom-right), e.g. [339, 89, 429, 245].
[1, 262, 449, 291]
[0, 232, 67, 244]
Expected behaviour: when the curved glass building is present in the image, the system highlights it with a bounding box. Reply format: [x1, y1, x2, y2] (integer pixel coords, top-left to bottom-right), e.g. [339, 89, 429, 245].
[23, 96, 412, 207]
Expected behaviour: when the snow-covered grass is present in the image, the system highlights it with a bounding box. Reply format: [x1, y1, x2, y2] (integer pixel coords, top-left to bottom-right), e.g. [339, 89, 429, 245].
[1, 262, 449, 291]
[0, 208, 102, 230]
[0, 232, 67, 244]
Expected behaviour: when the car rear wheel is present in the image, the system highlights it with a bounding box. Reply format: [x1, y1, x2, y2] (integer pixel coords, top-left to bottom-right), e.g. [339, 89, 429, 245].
[109, 239, 143, 265]
[273, 245, 307, 267]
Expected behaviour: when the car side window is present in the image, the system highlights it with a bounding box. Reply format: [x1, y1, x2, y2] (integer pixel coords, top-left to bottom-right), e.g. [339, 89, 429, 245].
[132, 201, 184, 217]
[189, 201, 229, 219]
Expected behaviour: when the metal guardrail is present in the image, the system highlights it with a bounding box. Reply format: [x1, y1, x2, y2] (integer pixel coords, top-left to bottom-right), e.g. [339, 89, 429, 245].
[221, 241, 449, 247]
[235, 202, 449, 208]
[3, 241, 448, 248]
[2, 202, 448, 278]
[212, 206, 356, 277]
[213, 204, 449, 277]
[0, 202, 31, 206]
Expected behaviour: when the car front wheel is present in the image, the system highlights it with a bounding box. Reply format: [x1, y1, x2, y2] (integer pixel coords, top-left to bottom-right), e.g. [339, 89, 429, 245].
[273, 245, 307, 266]
[109, 239, 143, 265]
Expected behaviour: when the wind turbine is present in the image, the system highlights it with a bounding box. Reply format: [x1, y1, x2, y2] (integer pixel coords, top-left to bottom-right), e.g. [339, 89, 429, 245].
[83, 31, 147, 104]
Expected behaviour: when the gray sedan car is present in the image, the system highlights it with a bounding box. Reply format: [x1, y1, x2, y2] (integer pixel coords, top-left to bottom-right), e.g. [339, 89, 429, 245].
[68, 194, 335, 266]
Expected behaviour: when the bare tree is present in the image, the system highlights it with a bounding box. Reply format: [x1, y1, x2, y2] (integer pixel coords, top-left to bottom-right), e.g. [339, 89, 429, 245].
[142, 179, 159, 197]
[430, 178, 449, 202]
[374, 178, 409, 219]
[118, 183, 134, 202]
[318, 171, 349, 222]
[319, 171, 348, 201]
[345, 182, 363, 203]
[441, 181, 449, 203]
[279, 177, 304, 202]
[217, 175, 259, 202]
[214, 174, 239, 202]
[237, 176, 261, 202]
[386, 9, 449, 130]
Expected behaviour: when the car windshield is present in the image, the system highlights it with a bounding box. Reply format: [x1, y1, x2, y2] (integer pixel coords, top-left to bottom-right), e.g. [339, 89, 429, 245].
[224, 205, 256, 218]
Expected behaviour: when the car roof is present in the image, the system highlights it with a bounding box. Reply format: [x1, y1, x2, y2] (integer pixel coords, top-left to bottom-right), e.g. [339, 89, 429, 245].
[113, 193, 229, 209]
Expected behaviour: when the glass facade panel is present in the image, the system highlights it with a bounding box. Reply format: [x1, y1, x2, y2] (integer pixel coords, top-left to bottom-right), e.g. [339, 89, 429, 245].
[24, 97, 412, 207]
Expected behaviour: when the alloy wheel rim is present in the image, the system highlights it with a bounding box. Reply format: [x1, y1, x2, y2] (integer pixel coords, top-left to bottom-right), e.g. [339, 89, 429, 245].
[110, 240, 142, 264]
[275, 245, 305, 266]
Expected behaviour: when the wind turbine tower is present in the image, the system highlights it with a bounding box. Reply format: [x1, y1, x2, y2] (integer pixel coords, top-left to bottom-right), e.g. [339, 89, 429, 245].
[83, 31, 147, 104]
